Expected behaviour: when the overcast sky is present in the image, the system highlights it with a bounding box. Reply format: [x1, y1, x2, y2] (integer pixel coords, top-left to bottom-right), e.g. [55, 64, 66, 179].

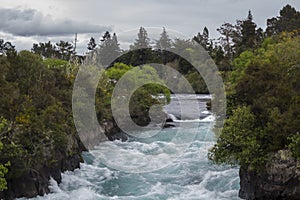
[0, 0, 299, 54]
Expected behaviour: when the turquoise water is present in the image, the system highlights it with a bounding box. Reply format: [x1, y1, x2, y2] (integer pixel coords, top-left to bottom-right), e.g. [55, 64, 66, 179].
[25, 95, 241, 200]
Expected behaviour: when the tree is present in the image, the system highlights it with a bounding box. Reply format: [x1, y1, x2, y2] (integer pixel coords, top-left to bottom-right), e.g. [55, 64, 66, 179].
[217, 10, 262, 66]
[0, 39, 15, 56]
[103, 63, 170, 126]
[32, 41, 56, 58]
[172, 38, 195, 74]
[0, 50, 82, 194]
[217, 22, 236, 60]
[128, 27, 152, 65]
[0, 118, 10, 192]
[155, 27, 172, 51]
[131, 27, 150, 49]
[235, 10, 258, 54]
[98, 32, 121, 67]
[87, 37, 97, 52]
[155, 27, 172, 64]
[209, 33, 300, 168]
[55, 41, 75, 61]
[208, 106, 263, 167]
[266, 4, 300, 36]
[193, 27, 212, 52]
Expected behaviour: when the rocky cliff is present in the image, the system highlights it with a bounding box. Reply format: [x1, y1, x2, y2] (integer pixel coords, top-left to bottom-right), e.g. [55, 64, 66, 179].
[239, 149, 300, 200]
[0, 119, 124, 200]
[0, 132, 86, 200]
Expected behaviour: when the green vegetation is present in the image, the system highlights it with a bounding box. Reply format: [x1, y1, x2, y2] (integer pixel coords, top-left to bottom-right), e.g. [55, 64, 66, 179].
[1, 3, 300, 195]
[0, 50, 80, 191]
[209, 32, 300, 168]
[0, 118, 10, 191]
[96, 63, 171, 126]
[209, 4, 300, 169]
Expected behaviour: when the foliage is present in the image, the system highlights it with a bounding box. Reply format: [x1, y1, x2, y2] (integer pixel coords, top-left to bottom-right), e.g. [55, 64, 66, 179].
[0, 50, 80, 183]
[208, 106, 265, 168]
[87, 37, 97, 51]
[266, 4, 300, 36]
[98, 32, 121, 67]
[1, 4, 300, 194]
[155, 27, 172, 51]
[0, 117, 10, 191]
[288, 132, 300, 159]
[32, 41, 75, 61]
[209, 33, 300, 169]
[95, 63, 171, 126]
[0, 39, 15, 56]
[55, 41, 75, 61]
[131, 27, 150, 49]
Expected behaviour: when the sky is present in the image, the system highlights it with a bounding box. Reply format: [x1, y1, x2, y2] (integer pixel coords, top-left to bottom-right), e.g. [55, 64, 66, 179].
[0, 0, 300, 55]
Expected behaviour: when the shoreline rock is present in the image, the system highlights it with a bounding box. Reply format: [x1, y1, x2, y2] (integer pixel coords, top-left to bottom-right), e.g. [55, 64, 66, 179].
[2, 154, 82, 199]
[0, 132, 86, 200]
[239, 149, 300, 200]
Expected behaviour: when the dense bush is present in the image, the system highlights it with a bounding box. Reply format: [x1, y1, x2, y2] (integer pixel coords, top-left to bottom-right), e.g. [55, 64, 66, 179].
[0, 51, 79, 188]
[209, 33, 300, 168]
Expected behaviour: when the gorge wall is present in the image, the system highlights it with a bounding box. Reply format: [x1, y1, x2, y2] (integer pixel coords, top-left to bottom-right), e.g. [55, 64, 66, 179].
[239, 150, 300, 200]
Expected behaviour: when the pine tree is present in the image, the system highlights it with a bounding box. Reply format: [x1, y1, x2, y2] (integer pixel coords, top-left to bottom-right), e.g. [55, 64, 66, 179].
[236, 10, 257, 54]
[128, 27, 152, 65]
[32, 41, 56, 58]
[98, 32, 121, 67]
[266, 4, 300, 36]
[217, 22, 236, 60]
[155, 27, 172, 51]
[194, 27, 209, 48]
[55, 41, 75, 61]
[0, 39, 15, 56]
[87, 37, 97, 52]
[131, 27, 150, 50]
[155, 27, 172, 64]
[193, 27, 214, 54]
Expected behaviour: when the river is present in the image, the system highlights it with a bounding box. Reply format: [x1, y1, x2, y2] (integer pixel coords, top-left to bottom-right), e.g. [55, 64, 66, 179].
[23, 94, 240, 200]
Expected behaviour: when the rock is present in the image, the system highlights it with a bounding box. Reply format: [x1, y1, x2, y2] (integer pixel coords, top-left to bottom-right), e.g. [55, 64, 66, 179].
[0, 132, 85, 200]
[239, 149, 300, 200]
[1, 153, 83, 200]
[163, 123, 175, 128]
[103, 120, 128, 141]
[166, 118, 173, 122]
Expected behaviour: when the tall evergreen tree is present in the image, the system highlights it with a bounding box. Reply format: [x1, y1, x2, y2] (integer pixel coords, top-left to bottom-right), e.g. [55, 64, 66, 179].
[155, 27, 172, 51]
[87, 37, 97, 52]
[218, 11, 261, 58]
[266, 4, 300, 36]
[217, 22, 236, 60]
[194, 27, 210, 49]
[155, 27, 172, 64]
[55, 41, 75, 61]
[32, 41, 56, 58]
[131, 27, 150, 50]
[236, 10, 258, 54]
[98, 32, 121, 67]
[128, 27, 151, 65]
[0, 39, 15, 56]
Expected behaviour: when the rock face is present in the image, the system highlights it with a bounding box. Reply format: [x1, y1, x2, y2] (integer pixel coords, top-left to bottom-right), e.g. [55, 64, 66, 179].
[0, 119, 123, 199]
[239, 150, 300, 200]
[3, 155, 82, 199]
[0, 133, 86, 200]
[103, 120, 128, 141]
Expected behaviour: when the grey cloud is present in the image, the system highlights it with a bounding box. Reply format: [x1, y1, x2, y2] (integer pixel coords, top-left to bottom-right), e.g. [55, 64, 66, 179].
[0, 8, 111, 36]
